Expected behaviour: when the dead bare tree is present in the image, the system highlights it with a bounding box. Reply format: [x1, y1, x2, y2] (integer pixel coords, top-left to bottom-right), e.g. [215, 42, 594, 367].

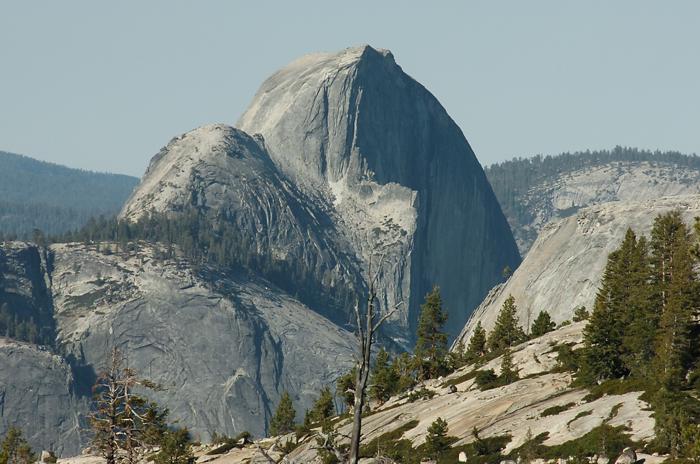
[348, 254, 403, 464]
[89, 347, 162, 464]
[89, 348, 125, 464]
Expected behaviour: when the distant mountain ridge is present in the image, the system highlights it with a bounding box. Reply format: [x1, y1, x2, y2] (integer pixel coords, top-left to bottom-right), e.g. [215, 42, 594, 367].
[485, 146, 700, 253]
[0, 151, 138, 238]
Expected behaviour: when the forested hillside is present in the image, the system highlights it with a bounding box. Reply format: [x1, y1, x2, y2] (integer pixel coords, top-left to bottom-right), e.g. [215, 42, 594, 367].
[485, 146, 700, 253]
[0, 151, 138, 238]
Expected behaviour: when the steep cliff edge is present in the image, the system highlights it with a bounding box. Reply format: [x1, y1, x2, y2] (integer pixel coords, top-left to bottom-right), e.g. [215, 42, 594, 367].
[237, 45, 520, 339]
[0, 338, 84, 456]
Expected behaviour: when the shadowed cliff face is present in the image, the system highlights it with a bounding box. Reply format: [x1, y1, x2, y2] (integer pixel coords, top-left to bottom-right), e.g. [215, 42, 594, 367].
[237, 45, 521, 339]
[0, 243, 84, 457]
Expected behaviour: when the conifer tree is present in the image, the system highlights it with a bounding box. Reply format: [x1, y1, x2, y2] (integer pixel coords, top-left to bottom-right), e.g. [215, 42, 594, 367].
[487, 295, 526, 352]
[447, 340, 468, 371]
[309, 387, 335, 427]
[89, 348, 164, 464]
[499, 347, 518, 385]
[269, 391, 296, 436]
[572, 306, 589, 322]
[391, 352, 417, 393]
[581, 245, 627, 383]
[530, 310, 555, 337]
[414, 287, 448, 380]
[153, 428, 192, 464]
[369, 349, 398, 403]
[651, 214, 698, 388]
[466, 321, 487, 360]
[424, 417, 450, 459]
[621, 235, 656, 378]
[336, 367, 357, 411]
[0, 427, 35, 464]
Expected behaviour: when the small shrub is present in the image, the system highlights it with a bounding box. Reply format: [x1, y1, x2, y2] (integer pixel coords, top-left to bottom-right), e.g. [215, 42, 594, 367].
[568, 410, 593, 425]
[407, 388, 436, 402]
[474, 369, 500, 390]
[551, 343, 581, 373]
[442, 369, 479, 388]
[359, 420, 419, 459]
[206, 431, 251, 455]
[541, 402, 576, 417]
[573, 306, 589, 322]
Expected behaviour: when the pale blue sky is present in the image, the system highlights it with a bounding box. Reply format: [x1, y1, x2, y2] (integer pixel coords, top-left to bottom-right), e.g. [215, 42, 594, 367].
[1, 1, 698, 176]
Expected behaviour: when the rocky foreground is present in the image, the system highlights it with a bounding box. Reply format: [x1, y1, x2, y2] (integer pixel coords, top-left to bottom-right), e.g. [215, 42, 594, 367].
[55, 323, 667, 463]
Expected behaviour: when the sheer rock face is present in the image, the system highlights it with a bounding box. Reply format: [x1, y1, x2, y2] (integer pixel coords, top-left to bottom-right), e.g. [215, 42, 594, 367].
[236, 45, 519, 339]
[123, 46, 520, 342]
[0, 243, 84, 457]
[455, 194, 700, 346]
[50, 242, 356, 441]
[0, 338, 84, 456]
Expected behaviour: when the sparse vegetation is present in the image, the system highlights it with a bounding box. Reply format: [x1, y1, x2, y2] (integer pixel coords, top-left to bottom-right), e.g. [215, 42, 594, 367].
[541, 402, 576, 417]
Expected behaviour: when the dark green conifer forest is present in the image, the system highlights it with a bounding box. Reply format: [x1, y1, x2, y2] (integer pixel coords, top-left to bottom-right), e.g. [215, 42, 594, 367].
[579, 212, 700, 457]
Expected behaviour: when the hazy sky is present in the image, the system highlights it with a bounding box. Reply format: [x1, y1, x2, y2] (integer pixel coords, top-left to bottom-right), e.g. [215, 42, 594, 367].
[1, 1, 698, 177]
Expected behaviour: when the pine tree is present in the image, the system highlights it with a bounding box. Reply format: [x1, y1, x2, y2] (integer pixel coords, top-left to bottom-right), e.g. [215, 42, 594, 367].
[391, 352, 416, 393]
[572, 306, 589, 322]
[621, 235, 656, 378]
[153, 428, 192, 464]
[581, 245, 627, 383]
[89, 348, 164, 464]
[414, 287, 448, 380]
[369, 349, 398, 403]
[90, 349, 126, 464]
[269, 391, 296, 436]
[309, 387, 335, 427]
[466, 321, 487, 360]
[499, 347, 518, 385]
[336, 368, 356, 411]
[424, 417, 450, 459]
[651, 214, 697, 389]
[488, 295, 526, 352]
[0, 427, 35, 464]
[141, 402, 170, 447]
[530, 311, 555, 337]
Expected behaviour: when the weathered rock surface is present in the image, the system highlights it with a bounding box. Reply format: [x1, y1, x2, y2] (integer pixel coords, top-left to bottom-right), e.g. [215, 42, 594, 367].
[505, 161, 700, 254]
[236, 45, 520, 339]
[0, 241, 55, 338]
[0, 338, 84, 456]
[124, 46, 520, 342]
[54, 324, 662, 461]
[3, 45, 519, 451]
[50, 242, 356, 441]
[456, 194, 700, 345]
[120, 124, 362, 326]
[286, 323, 656, 462]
